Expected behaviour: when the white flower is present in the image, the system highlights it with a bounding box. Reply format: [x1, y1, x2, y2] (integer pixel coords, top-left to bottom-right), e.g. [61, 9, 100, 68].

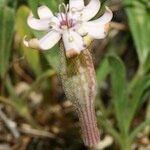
[24, 0, 113, 58]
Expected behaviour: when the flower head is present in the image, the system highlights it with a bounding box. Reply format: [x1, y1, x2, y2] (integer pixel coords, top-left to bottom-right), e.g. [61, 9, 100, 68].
[24, 0, 113, 58]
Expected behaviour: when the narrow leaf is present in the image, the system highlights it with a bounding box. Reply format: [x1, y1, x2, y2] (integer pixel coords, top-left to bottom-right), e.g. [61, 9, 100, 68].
[108, 55, 128, 133]
[28, 0, 38, 18]
[0, 6, 15, 78]
[124, 0, 150, 67]
[126, 75, 150, 129]
[96, 58, 110, 86]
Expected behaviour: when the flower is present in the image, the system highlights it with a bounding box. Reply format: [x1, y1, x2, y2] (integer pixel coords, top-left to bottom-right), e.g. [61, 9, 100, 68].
[24, 0, 113, 58]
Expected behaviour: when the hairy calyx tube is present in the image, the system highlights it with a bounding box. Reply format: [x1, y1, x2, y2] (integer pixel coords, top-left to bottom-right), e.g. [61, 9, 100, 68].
[59, 41, 100, 147]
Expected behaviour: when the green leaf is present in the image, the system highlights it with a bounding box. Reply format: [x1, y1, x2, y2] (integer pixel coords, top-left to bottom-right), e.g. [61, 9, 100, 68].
[108, 55, 128, 134]
[0, 5, 15, 78]
[28, 0, 65, 14]
[124, 0, 150, 69]
[40, 0, 60, 12]
[143, 52, 150, 73]
[96, 58, 110, 86]
[28, 0, 38, 18]
[126, 75, 150, 130]
[130, 118, 150, 141]
[43, 44, 60, 72]
[16, 6, 42, 75]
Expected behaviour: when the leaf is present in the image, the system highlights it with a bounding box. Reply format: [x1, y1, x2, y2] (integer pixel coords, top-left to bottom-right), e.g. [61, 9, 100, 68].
[0, 5, 15, 78]
[143, 52, 150, 73]
[27, 0, 38, 18]
[126, 75, 150, 129]
[130, 118, 150, 141]
[108, 55, 128, 134]
[124, 0, 150, 69]
[42, 45, 60, 72]
[96, 58, 110, 86]
[40, 0, 59, 12]
[16, 6, 42, 75]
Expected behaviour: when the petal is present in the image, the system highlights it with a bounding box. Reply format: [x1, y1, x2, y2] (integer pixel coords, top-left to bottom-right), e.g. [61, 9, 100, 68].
[81, 0, 101, 21]
[39, 31, 61, 50]
[27, 14, 50, 30]
[62, 30, 85, 58]
[82, 23, 107, 39]
[24, 31, 61, 50]
[57, 13, 66, 23]
[69, 0, 84, 10]
[38, 5, 53, 19]
[77, 7, 113, 39]
[93, 7, 113, 25]
[49, 16, 60, 29]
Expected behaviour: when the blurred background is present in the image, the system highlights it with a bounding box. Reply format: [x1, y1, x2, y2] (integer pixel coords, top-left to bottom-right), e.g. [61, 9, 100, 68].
[0, 0, 150, 149]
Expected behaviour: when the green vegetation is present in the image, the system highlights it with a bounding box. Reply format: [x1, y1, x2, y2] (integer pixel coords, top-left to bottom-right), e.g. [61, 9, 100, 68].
[0, 0, 149, 149]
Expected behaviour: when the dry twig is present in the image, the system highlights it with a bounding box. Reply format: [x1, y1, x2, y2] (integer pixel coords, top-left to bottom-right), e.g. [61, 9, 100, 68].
[0, 106, 20, 139]
[19, 125, 56, 139]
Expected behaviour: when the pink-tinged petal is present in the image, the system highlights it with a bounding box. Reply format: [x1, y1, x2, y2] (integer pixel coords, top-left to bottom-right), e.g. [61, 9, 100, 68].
[39, 31, 61, 50]
[27, 14, 50, 30]
[62, 30, 85, 58]
[93, 7, 113, 25]
[57, 13, 66, 23]
[81, 0, 101, 21]
[38, 5, 53, 19]
[69, 0, 84, 10]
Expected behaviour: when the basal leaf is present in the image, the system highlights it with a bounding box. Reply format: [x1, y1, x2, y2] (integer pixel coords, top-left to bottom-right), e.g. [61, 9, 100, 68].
[127, 75, 150, 130]
[96, 58, 110, 86]
[27, 0, 38, 17]
[42, 44, 60, 72]
[0, 5, 15, 78]
[40, 0, 59, 12]
[108, 55, 128, 133]
[124, 0, 150, 68]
